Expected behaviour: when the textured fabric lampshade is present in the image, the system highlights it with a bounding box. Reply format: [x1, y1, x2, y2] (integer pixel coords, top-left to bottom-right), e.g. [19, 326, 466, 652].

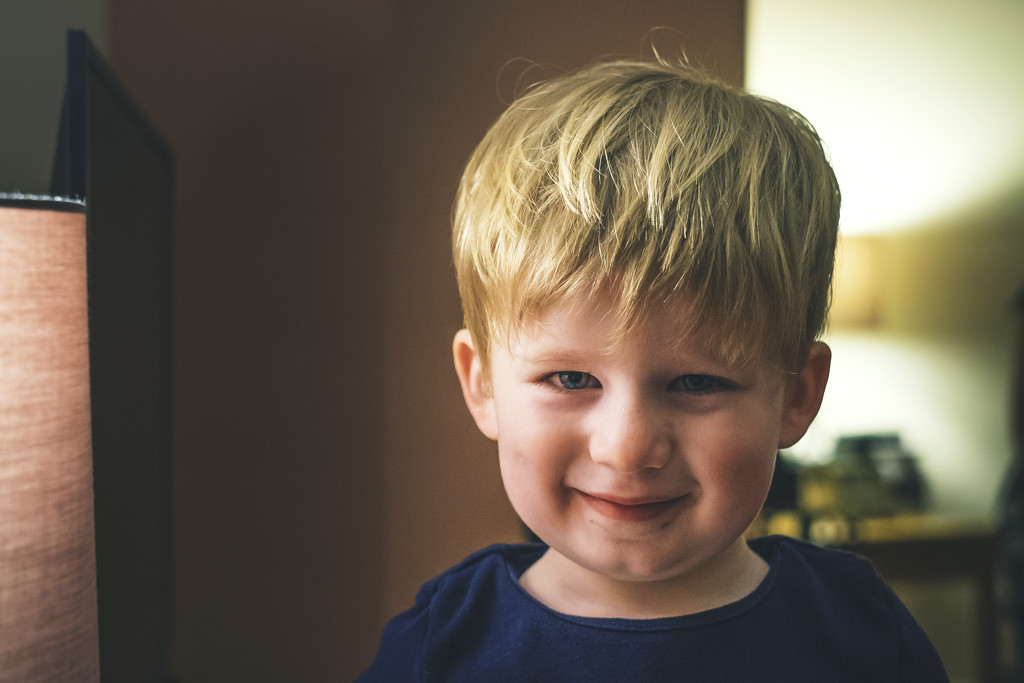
[0, 197, 100, 682]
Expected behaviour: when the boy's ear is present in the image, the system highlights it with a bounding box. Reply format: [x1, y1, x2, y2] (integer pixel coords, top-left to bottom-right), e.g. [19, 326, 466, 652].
[778, 342, 831, 449]
[453, 329, 499, 440]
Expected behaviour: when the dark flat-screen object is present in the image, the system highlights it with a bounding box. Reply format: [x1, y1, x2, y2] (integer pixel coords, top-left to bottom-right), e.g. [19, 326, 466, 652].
[51, 30, 174, 683]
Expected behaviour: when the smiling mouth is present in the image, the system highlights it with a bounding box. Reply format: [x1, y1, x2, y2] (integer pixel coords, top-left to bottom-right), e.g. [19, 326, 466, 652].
[575, 490, 691, 523]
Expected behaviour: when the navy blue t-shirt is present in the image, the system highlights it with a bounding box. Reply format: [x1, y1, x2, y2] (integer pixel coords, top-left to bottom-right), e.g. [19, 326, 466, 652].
[358, 536, 947, 682]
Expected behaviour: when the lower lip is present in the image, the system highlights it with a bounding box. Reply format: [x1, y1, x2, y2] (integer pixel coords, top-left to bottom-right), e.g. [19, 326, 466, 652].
[576, 491, 689, 523]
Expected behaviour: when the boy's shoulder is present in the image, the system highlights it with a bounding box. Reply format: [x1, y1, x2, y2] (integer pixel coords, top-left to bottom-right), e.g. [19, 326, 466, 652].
[412, 542, 540, 608]
[425, 536, 876, 599]
[407, 536, 906, 631]
[360, 537, 948, 682]
[750, 534, 894, 606]
[421, 536, 886, 611]
[751, 533, 877, 574]
[436, 542, 542, 577]
[356, 544, 540, 682]
[389, 536, 901, 638]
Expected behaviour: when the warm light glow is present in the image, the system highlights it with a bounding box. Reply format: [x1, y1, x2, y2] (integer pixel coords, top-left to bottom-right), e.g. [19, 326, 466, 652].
[746, 0, 1024, 235]
[830, 235, 881, 329]
[0, 198, 99, 681]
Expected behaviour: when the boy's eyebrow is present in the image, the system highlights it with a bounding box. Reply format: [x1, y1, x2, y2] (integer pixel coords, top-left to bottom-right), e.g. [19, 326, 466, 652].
[516, 348, 606, 365]
[517, 344, 733, 370]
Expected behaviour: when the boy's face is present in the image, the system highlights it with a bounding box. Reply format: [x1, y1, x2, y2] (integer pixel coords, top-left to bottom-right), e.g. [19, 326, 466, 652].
[454, 296, 829, 594]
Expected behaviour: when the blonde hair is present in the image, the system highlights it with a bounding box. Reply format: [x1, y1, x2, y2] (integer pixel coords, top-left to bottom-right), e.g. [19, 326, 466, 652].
[453, 58, 840, 373]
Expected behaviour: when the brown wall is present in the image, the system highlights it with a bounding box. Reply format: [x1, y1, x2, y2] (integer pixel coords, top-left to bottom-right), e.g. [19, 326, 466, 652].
[106, 1, 743, 679]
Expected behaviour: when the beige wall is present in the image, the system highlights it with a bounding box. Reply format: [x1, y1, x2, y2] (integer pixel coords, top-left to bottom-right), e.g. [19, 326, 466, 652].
[102, 1, 744, 679]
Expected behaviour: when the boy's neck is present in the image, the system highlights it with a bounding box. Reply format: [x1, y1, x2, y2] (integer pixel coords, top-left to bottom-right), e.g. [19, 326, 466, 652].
[518, 537, 768, 620]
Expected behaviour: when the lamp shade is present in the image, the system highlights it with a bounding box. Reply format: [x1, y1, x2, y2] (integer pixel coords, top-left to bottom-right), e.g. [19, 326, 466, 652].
[0, 197, 100, 681]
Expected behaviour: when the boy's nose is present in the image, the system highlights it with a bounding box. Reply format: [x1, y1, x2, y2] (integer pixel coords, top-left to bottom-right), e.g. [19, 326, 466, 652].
[588, 397, 672, 472]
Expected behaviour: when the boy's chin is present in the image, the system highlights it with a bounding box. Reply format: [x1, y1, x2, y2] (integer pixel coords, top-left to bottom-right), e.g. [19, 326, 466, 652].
[562, 531, 758, 585]
[556, 542, 703, 584]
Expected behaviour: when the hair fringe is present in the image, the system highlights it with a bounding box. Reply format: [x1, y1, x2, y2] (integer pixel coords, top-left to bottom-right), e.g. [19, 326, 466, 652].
[454, 57, 840, 374]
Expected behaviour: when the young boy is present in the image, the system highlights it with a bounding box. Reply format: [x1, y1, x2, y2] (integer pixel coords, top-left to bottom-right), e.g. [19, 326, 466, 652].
[360, 58, 947, 681]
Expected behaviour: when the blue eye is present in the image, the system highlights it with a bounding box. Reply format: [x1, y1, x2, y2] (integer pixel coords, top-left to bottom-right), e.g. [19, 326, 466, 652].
[673, 374, 719, 393]
[556, 371, 595, 391]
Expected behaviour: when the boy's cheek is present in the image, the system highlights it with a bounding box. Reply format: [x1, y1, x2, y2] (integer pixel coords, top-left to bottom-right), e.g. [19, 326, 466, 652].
[495, 423, 575, 472]
[687, 430, 778, 497]
[497, 447, 568, 528]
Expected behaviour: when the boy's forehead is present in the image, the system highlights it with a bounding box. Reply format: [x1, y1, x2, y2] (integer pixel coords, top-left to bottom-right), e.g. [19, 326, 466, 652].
[503, 294, 739, 364]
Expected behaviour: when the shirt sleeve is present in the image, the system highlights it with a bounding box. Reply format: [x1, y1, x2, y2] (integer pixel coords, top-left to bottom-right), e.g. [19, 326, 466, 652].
[355, 584, 436, 683]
